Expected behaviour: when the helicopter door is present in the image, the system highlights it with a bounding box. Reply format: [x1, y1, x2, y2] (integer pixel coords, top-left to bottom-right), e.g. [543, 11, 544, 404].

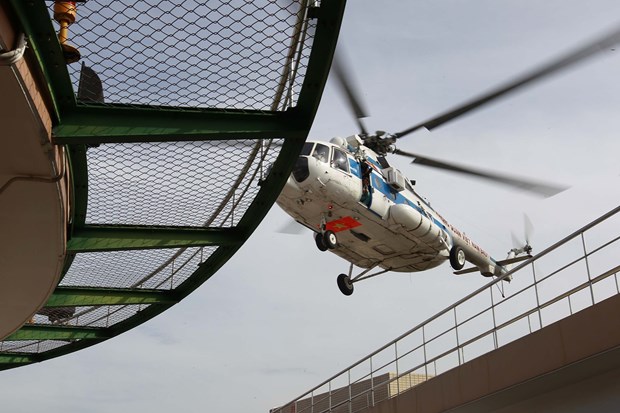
[366, 166, 390, 219]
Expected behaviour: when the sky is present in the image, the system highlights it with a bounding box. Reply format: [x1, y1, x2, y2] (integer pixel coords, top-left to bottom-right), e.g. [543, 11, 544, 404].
[3, 1, 620, 412]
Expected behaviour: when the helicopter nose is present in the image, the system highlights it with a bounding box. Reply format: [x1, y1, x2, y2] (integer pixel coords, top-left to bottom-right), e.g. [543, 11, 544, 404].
[292, 156, 309, 182]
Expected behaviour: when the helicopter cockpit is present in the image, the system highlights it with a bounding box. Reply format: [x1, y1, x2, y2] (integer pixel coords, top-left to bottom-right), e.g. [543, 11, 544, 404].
[293, 141, 353, 184]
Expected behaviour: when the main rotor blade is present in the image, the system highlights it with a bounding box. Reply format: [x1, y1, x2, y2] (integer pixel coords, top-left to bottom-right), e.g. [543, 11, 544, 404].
[332, 52, 369, 135]
[394, 25, 620, 139]
[393, 149, 568, 197]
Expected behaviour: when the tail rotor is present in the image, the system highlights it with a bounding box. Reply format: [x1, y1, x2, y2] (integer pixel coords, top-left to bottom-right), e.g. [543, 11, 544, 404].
[510, 214, 534, 256]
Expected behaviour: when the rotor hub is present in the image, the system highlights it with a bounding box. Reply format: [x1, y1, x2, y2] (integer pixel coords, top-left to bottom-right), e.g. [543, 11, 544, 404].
[362, 132, 396, 156]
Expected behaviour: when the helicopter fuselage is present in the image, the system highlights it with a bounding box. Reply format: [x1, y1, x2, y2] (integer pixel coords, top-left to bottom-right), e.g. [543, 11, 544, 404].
[276, 135, 504, 277]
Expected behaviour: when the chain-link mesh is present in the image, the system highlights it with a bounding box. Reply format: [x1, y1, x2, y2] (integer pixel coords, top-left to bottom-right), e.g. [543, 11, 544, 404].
[61, 246, 214, 289]
[2, 304, 151, 353]
[0, 340, 68, 354]
[53, 0, 316, 110]
[12, 245, 216, 351]
[52, 305, 136, 328]
[85, 139, 282, 226]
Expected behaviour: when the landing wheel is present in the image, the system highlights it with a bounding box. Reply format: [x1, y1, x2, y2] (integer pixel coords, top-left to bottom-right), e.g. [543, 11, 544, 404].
[337, 273, 354, 296]
[450, 246, 466, 270]
[323, 230, 338, 249]
[315, 233, 328, 251]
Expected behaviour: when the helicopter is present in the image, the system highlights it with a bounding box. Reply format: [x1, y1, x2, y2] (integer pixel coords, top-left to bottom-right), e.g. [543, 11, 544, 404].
[276, 26, 620, 296]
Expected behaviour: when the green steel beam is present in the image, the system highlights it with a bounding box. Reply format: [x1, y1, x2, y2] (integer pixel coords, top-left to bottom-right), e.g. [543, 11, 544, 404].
[0, 353, 36, 365]
[46, 287, 178, 307]
[53, 106, 308, 145]
[67, 225, 243, 252]
[5, 325, 109, 341]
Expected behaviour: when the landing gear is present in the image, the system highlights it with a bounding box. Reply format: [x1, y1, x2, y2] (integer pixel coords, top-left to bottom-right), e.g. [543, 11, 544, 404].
[315, 233, 328, 251]
[337, 273, 354, 296]
[335, 263, 392, 296]
[450, 246, 466, 270]
[315, 230, 338, 251]
[323, 230, 338, 249]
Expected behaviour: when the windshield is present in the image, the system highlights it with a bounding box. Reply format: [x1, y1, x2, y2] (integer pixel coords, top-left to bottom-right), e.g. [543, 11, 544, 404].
[332, 148, 349, 172]
[300, 142, 314, 156]
[312, 143, 330, 163]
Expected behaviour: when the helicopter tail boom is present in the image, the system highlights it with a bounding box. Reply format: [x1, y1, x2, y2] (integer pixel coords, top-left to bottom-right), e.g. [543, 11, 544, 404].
[453, 252, 532, 277]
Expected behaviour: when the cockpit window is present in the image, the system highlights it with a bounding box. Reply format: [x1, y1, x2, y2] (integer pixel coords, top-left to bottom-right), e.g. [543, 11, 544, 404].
[332, 148, 349, 173]
[300, 142, 314, 156]
[312, 143, 330, 163]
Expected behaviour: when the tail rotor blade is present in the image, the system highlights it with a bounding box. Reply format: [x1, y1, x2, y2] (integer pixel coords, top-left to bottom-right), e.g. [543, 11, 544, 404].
[523, 213, 534, 245]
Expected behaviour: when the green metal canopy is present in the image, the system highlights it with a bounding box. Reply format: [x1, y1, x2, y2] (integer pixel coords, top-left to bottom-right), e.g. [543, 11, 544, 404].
[0, 0, 345, 370]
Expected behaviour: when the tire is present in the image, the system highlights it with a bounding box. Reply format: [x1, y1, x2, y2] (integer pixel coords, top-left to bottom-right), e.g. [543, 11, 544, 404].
[337, 273, 354, 296]
[315, 232, 328, 251]
[449, 246, 466, 270]
[323, 230, 338, 249]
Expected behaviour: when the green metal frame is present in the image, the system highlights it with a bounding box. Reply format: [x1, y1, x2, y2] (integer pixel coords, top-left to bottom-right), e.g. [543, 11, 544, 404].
[0, 0, 347, 370]
[53, 106, 308, 144]
[6, 325, 109, 341]
[47, 287, 178, 307]
[67, 225, 243, 252]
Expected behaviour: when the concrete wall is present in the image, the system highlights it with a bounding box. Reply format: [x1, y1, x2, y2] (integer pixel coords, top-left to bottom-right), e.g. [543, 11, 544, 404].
[367, 293, 620, 413]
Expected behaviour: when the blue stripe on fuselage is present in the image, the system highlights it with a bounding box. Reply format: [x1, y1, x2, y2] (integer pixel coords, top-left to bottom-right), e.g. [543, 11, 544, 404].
[349, 158, 361, 178]
[372, 171, 447, 232]
[347, 156, 447, 233]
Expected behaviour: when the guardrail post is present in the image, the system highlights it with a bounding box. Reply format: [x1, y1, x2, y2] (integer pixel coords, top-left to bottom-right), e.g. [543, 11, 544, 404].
[532, 262, 543, 329]
[370, 356, 375, 407]
[581, 233, 596, 305]
[490, 287, 498, 349]
[422, 325, 428, 380]
[453, 307, 462, 365]
[348, 369, 352, 413]
[394, 343, 400, 395]
[328, 381, 332, 412]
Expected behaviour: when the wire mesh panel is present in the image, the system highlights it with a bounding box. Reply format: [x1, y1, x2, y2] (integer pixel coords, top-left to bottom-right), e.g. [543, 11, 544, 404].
[85, 139, 282, 226]
[0, 340, 68, 354]
[53, 0, 317, 109]
[39, 304, 149, 328]
[60, 247, 212, 289]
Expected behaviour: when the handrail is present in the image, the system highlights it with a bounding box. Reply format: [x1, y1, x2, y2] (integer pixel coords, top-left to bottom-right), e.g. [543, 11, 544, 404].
[273, 204, 620, 412]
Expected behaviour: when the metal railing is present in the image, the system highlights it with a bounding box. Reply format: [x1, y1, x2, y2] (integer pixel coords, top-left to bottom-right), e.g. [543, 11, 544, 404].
[273, 205, 620, 413]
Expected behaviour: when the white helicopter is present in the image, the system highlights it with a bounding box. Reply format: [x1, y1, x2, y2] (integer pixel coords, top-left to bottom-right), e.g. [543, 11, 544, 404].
[276, 27, 620, 295]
